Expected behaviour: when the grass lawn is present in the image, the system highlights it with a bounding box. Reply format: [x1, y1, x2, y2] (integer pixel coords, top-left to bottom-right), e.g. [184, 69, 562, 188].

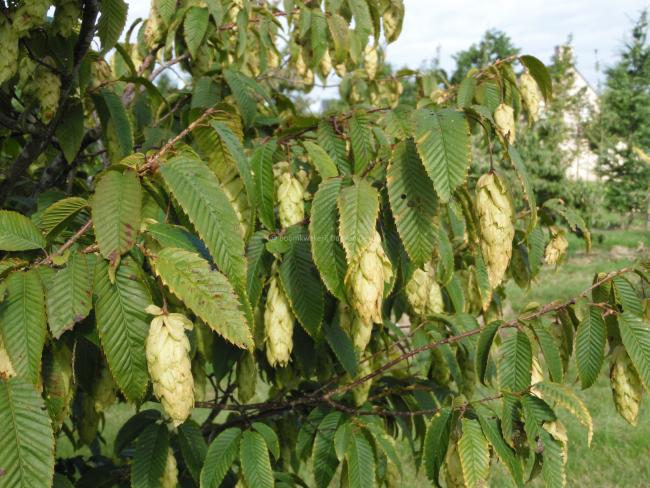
[501, 227, 650, 487]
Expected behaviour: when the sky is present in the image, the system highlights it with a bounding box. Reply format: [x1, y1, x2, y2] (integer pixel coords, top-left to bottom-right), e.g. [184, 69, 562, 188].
[126, 0, 649, 90]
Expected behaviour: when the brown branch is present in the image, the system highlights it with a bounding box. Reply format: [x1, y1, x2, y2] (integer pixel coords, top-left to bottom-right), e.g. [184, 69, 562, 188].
[37, 219, 93, 266]
[138, 107, 221, 174]
[0, 0, 100, 207]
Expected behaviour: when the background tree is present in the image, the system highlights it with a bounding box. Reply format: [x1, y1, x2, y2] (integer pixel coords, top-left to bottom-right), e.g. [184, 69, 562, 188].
[594, 9, 650, 223]
[451, 29, 520, 83]
[0, 2, 647, 488]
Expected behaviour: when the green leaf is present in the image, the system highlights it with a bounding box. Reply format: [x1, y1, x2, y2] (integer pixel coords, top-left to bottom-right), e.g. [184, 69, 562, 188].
[346, 430, 375, 488]
[575, 306, 606, 389]
[210, 121, 257, 219]
[358, 417, 403, 475]
[457, 77, 476, 108]
[436, 225, 454, 285]
[251, 422, 280, 460]
[338, 178, 380, 261]
[91, 170, 142, 261]
[303, 141, 339, 179]
[178, 420, 208, 483]
[619, 312, 650, 392]
[613, 276, 643, 316]
[508, 146, 537, 232]
[279, 226, 324, 337]
[240, 430, 274, 488]
[349, 111, 373, 173]
[247, 231, 272, 308]
[0, 377, 54, 488]
[310, 9, 329, 67]
[520, 394, 555, 441]
[312, 412, 344, 488]
[145, 222, 210, 259]
[414, 108, 471, 203]
[98, 0, 128, 53]
[46, 251, 93, 339]
[155, 0, 176, 25]
[151, 247, 252, 349]
[458, 419, 490, 488]
[476, 320, 501, 385]
[251, 140, 277, 230]
[0, 210, 45, 251]
[200, 428, 241, 488]
[519, 55, 552, 101]
[476, 413, 523, 487]
[39, 197, 88, 238]
[184, 7, 209, 57]
[310, 178, 348, 300]
[223, 69, 266, 127]
[531, 323, 564, 383]
[93, 258, 151, 402]
[327, 13, 350, 63]
[55, 101, 85, 163]
[131, 424, 169, 488]
[114, 410, 161, 456]
[539, 431, 565, 488]
[99, 89, 134, 160]
[387, 140, 438, 266]
[318, 119, 350, 174]
[323, 318, 358, 376]
[348, 0, 372, 44]
[498, 330, 532, 392]
[159, 155, 248, 295]
[534, 381, 593, 445]
[423, 408, 452, 486]
[0, 270, 46, 384]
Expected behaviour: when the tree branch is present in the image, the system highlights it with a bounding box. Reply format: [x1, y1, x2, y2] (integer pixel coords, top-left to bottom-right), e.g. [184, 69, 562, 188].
[0, 0, 100, 207]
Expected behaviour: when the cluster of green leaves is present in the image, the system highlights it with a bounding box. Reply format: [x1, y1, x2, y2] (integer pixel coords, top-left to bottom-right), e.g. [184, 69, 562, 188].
[0, 1, 649, 488]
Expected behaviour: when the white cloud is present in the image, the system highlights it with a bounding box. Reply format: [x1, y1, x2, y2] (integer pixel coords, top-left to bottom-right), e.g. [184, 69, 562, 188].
[388, 0, 650, 87]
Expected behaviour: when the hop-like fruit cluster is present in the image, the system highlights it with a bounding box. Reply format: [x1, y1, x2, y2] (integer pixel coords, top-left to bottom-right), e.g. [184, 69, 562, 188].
[351, 360, 372, 407]
[0, 18, 19, 84]
[264, 276, 295, 367]
[338, 302, 371, 353]
[53, 0, 80, 37]
[610, 345, 642, 425]
[475, 172, 515, 289]
[494, 102, 516, 144]
[160, 450, 179, 488]
[444, 441, 465, 488]
[405, 262, 443, 317]
[145, 305, 195, 426]
[144, 0, 165, 49]
[236, 351, 257, 402]
[43, 343, 74, 431]
[0, 335, 15, 379]
[274, 161, 305, 228]
[319, 50, 332, 78]
[12, 0, 49, 34]
[345, 230, 393, 329]
[92, 365, 117, 413]
[520, 71, 542, 121]
[76, 392, 100, 445]
[23, 57, 61, 123]
[544, 228, 569, 265]
[364, 44, 378, 80]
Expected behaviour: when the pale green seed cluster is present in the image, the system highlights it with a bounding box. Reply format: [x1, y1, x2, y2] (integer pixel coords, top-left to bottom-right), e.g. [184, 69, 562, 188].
[475, 172, 514, 289]
[145, 305, 195, 426]
[264, 276, 295, 367]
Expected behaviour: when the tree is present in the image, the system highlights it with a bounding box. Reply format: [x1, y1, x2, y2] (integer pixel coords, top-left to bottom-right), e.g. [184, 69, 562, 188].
[517, 42, 593, 204]
[595, 10, 650, 220]
[0, 2, 647, 488]
[451, 29, 520, 83]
